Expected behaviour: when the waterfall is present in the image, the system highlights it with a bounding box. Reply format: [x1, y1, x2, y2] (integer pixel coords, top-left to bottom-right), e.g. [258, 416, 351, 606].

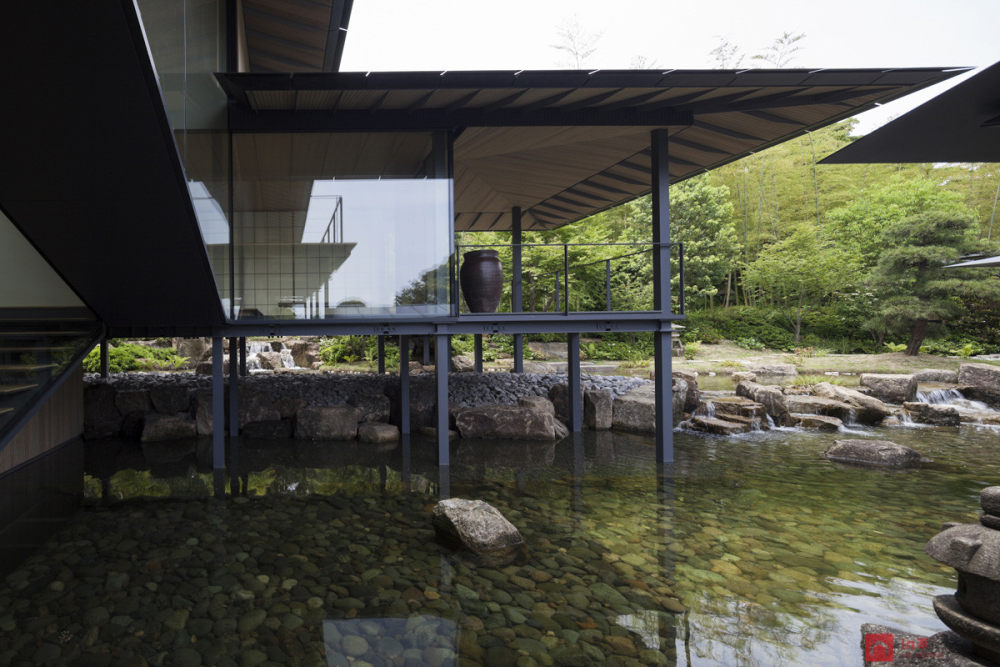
[916, 388, 965, 405]
[242, 340, 300, 372]
[703, 401, 716, 419]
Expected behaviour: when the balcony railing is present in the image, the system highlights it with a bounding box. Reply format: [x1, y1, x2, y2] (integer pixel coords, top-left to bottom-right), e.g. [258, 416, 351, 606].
[452, 241, 684, 318]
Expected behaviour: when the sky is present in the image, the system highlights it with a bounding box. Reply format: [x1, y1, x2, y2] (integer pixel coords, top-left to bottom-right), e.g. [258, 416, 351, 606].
[340, 0, 999, 134]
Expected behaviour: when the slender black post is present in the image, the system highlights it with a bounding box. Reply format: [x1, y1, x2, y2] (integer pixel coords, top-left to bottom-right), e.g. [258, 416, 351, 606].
[554, 274, 560, 312]
[211, 337, 226, 498]
[423, 336, 431, 366]
[568, 332, 582, 432]
[399, 335, 410, 435]
[605, 260, 612, 311]
[377, 335, 385, 375]
[99, 338, 109, 378]
[228, 337, 240, 496]
[474, 334, 483, 373]
[652, 129, 674, 463]
[563, 244, 570, 314]
[435, 334, 450, 466]
[239, 337, 247, 376]
[512, 207, 524, 373]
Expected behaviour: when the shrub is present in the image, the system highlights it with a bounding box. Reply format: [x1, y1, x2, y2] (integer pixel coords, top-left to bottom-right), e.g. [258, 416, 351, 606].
[319, 336, 368, 364]
[82, 343, 187, 373]
[683, 341, 700, 360]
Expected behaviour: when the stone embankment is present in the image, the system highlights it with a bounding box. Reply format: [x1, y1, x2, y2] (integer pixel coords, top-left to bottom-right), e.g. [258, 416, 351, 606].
[83, 362, 1000, 444]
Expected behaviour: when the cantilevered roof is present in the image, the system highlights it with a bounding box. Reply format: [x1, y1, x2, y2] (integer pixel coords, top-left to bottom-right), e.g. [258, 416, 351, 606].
[243, 0, 353, 72]
[219, 67, 965, 230]
[823, 61, 1000, 164]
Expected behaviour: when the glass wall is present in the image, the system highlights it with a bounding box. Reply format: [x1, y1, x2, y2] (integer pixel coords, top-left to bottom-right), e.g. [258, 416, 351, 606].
[136, 0, 232, 314]
[233, 132, 453, 319]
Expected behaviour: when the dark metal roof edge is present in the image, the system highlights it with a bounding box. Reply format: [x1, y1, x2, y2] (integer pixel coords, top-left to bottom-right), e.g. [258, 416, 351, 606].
[218, 66, 967, 93]
[322, 0, 353, 72]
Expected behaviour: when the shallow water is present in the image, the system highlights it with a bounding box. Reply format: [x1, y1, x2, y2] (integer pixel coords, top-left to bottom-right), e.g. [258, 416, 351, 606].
[2, 424, 997, 666]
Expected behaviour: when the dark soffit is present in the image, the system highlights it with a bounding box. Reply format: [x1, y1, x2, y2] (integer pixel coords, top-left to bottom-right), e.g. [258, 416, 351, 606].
[822, 61, 1000, 164]
[243, 0, 353, 73]
[219, 67, 965, 230]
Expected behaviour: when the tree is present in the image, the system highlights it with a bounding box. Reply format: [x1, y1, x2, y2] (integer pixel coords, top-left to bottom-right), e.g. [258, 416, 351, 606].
[868, 211, 999, 355]
[550, 17, 601, 68]
[752, 32, 805, 68]
[709, 37, 744, 68]
[743, 227, 854, 342]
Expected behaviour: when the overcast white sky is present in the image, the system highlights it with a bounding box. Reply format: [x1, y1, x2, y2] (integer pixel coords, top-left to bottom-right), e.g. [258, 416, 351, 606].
[340, 0, 999, 134]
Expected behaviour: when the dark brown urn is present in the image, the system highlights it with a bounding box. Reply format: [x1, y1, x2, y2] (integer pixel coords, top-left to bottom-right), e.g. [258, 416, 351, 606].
[460, 250, 503, 313]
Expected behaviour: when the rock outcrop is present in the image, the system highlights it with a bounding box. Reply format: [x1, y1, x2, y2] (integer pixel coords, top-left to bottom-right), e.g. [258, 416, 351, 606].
[812, 382, 891, 425]
[295, 406, 362, 440]
[958, 363, 1000, 408]
[860, 373, 918, 404]
[736, 381, 790, 425]
[903, 401, 961, 426]
[454, 405, 559, 441]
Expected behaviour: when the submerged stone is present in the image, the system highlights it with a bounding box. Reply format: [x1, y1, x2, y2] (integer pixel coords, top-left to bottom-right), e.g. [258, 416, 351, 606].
[432, 498, 525, 566]
[824, 439, 921, 468]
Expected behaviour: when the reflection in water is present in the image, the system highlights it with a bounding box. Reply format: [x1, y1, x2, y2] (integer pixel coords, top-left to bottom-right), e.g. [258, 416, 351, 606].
[18, 426, 995, 665]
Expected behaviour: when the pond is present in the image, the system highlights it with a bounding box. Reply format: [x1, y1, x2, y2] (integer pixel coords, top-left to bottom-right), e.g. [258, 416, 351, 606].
[1, 423, 996, 666]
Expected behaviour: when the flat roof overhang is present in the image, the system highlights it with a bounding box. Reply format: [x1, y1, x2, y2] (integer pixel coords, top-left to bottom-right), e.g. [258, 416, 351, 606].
[219, 67, 967, 231]
[822, 61, 1000, 165]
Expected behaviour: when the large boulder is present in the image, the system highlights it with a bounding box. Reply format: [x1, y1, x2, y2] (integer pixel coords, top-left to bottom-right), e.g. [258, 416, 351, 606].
[913, 368, 959, 383]
[710, 396, 765, 420]
[958, 363, 1000, 408]
[518, 396, 555, 416]
[673, 370, 700, 413]
[811, 382, 892, 425]
[84, 383, 122, 440]
[149, 385, 191, 414]
[690, 415, 751, 435]
[289, 341, 320, 368]
[239, 389, 280, 427]
[432, 498, 525, 566]
[584, 389, 613, 430]
[172, 337, 212, 368]
[115, 389, 151, 416]
[824, 439, 921, 468]
[451, 355, 475, 373]
[385, 378, 436, 429]
[141, 413, 198, 442]
[903, 401, 961, 426]
[736, 381, 790, 425]
[860, 373, 918, 404]
[612, 385, 655, 434]
[785, 394, 853, 420]
[548, 383, 584, 425]
[791, 414, 842, 431]
[295, 405, 361, 440]
[349, 393, 391, 423]
[257, 351, 285, 370]
[454, 405, 558, 440]
[358, 422, 400, 444]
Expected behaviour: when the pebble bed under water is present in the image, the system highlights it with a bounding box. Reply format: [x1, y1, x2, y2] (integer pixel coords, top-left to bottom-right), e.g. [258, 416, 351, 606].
[1, 423, 998, 666]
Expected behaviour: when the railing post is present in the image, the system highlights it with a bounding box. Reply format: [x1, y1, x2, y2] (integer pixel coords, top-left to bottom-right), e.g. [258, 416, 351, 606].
[563, 244, 570, 314]
[554, 273, 560, 312]
[605, 259, 612, 311]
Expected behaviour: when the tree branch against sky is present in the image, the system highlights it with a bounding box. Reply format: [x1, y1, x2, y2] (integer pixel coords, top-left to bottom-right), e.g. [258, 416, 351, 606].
[550, 16, 602, 68]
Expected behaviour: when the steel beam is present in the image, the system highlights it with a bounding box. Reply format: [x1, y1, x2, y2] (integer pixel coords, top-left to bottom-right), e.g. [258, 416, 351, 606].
[568, 333, 582, 432]
[512, 207, 524, 374]
[399, 335, 410, 435]
[651, 129, 674, 463]
[435, 334, 450, 466]
[228, 337, 240, 496]
[474, 334, 483, 373]
[212, 337, 226, 498]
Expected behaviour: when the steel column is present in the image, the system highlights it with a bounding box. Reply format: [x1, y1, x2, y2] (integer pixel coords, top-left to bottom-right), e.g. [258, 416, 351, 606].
[474, 334, 483, 372]
[652, 128, 674, 463]
[239, 337, 247, 376]
[377, 335, 385, 375]
[435, 334, 450, 466]
[423, 336, 431, 366]
[212, 337, 226, 498]
[568, 332, 582, 432]
[228, 337, 240, 496]
[512, 207, 524, 374]
[399, 335, 410, 435]
[99, 339, 109, 378]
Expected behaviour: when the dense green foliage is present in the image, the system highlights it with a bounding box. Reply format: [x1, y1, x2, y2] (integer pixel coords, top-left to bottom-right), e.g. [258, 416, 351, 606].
[82, 343, 187, 373]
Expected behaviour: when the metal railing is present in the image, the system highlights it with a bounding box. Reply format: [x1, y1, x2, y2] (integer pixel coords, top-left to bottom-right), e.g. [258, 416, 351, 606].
[452, 241, 684, 317]
[320, 196, 344, 244]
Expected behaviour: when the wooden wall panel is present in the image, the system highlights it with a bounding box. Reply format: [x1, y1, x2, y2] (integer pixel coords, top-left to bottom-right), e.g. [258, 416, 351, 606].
[0, 367, 83, 473]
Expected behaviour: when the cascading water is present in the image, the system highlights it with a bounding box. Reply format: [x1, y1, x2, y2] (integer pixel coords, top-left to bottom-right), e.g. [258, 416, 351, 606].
[916, 388, 991, 412]
[245, 341, 299, 372]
